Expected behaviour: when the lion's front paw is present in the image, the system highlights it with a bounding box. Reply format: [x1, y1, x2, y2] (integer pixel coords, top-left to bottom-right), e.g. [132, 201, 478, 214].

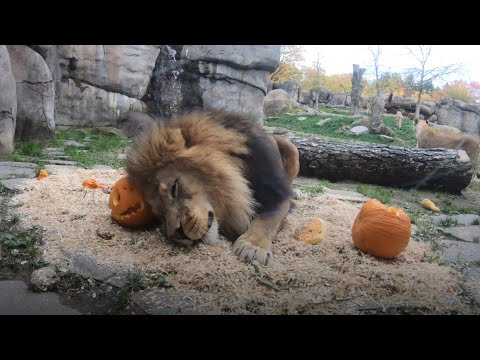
[233, 233, 272, 266]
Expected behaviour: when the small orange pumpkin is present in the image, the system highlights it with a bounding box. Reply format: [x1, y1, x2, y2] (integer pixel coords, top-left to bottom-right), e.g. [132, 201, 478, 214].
[108, 177, 153, 228]
[37, 169, 48, 180]
[83, 178, 105, 189]
[352, 199, 411, 258]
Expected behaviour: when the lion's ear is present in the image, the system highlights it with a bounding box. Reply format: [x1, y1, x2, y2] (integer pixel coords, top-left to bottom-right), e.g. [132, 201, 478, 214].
[180, 128, 192, 148]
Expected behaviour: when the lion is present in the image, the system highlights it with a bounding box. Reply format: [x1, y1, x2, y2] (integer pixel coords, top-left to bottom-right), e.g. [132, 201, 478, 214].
[125, 110, 300, 266]
[395, 110, 403, 129]
[414, 119, 479, 178]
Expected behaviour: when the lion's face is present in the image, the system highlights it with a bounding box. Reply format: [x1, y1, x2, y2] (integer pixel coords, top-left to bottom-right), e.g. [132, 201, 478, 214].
[142, 165, 219, 246]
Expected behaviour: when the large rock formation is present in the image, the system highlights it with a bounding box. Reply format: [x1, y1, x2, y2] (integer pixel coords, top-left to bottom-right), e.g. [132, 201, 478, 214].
[0, 46, 17, 154]
[436, 97, 480, 137]
[7, 45, 55, 141]
[56, 45, 160, 98]
[272, 80, 300, 102]
[56, 78, 146, 127]
[143, 45, 280, 125]
[263, 89, 293, 116]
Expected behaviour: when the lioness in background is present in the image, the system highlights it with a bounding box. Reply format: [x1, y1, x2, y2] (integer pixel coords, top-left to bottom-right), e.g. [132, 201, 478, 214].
[396, 110, 403, 129]
[414, 119, 479, 178]
[125, 110, 300, 266]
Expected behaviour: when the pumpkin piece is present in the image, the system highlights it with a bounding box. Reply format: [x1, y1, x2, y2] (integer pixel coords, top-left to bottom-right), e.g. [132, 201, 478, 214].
[421, 199, 440, 213]
[352, 199, 411, 258]
[37, 169, 48, 180]
[108, 176, 153, 228]
[294, 218, 327, 245]
[83, 178, 105, 189]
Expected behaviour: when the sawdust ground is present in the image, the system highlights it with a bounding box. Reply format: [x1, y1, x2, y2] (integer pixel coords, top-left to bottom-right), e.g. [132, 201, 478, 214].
[9, 167, 471, 314]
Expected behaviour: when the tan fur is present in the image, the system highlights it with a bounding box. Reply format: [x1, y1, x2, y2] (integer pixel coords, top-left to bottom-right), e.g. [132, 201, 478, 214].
[415, 119, 479, 177]
[396, 110, 403, 129]
[429, 122, 462, 135]
[126, 111, 300, 265]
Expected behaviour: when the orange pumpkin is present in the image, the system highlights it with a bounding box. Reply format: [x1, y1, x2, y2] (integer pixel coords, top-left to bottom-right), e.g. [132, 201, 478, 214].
[83, 178, 105, 189]
[352, 199, 411, 258]
[108, 177, 153, 228]
[37, 169, 48, 180]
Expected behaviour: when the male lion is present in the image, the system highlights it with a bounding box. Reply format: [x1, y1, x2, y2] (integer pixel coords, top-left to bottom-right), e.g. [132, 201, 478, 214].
[414, 119, 479, 178]
[125, 110, 300, 266]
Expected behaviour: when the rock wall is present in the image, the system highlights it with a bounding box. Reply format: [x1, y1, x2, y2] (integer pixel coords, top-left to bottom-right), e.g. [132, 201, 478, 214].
[0, 45, 17, 154]
[143, 45, 280, 125]
[0, 45, 280, 151]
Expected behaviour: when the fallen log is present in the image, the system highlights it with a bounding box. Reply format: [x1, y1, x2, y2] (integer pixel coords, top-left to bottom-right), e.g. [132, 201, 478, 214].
[287, 136, 474, 194]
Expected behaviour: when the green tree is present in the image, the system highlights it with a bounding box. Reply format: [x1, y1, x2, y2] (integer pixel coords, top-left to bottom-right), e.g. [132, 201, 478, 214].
[270, 45, 304, 83]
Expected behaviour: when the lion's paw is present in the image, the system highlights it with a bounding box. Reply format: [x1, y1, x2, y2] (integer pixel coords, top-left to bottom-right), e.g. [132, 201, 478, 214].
[233, 234, 272, 266]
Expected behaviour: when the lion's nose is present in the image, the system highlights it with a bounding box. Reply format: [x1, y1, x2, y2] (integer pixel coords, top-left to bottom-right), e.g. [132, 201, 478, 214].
[207, 211, 214, 230]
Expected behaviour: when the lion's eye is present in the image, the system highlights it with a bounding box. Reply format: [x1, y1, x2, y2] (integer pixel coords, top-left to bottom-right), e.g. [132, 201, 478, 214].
[171, 180, 178, 198]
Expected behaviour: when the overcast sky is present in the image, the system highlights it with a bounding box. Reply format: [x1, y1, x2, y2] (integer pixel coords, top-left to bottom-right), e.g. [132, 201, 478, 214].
[300, 45, 480, 86]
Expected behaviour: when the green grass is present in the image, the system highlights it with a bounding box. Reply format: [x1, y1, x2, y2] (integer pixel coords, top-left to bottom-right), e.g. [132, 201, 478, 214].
[115, 268, 145, 310]
[265, 114, 417, 148]
[438, 198, 480, 216]
[18, 142, 43, 157]
[0, 129, 131, 170]
[356, 184, 394, 204]
[0, 224, 46, 271]
[304, 180, 332, 197]
[467, 182, 480, 191]
[438, 216, 459, 228]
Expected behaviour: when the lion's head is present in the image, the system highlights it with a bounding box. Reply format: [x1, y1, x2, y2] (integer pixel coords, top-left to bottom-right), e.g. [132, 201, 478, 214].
[125, 112, 257, 246]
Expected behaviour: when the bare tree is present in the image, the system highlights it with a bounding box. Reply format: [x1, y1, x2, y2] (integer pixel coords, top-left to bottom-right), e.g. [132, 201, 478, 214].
[313, 52, 322, 110]
[369, 46, 387, 134]
[371, 45, 382, 96]
[405, 45, 461, 120]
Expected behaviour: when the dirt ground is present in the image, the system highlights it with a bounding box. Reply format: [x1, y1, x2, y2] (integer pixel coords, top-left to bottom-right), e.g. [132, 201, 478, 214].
[4, 168, 479, 315]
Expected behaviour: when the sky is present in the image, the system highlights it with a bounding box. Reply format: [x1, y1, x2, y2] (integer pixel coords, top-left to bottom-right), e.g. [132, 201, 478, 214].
[300, 45, 480, 86]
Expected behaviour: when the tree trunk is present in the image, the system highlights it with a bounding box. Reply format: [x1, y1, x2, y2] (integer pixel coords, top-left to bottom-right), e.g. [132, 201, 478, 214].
[350, 64, 366, 115]
[414, 89, 423, 120]
[288, 136, 474, 194]
[315, 91, 319, 110]
[370, 96, 386, 134]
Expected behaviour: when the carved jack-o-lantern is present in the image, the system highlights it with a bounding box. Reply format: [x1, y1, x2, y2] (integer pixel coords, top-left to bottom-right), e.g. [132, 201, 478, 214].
[108, 177, 153, 228]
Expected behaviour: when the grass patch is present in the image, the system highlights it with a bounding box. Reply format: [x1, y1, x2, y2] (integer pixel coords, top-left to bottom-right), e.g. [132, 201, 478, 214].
[438, 198, 480, 215]
[265, 113, 417, 147]
[356, 184, 393, 204]
[0, 225, 46, 271]
[467, 182, 480, 191]
[115, 268, 145, 310]
[438, 216, 459, 228]
[304, 180, 332, 198]
[0, 129, 131, 170]
[18, 142, 43, 157]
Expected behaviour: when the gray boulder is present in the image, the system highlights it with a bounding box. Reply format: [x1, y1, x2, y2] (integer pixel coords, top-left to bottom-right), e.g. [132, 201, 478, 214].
[28, 45, 62, 102]
[330, 92, 347, 106]
[30, 267, 59, 292]
[273, 80, 300, 101]
[263, 89, 293, 117]
[119, 111, 156, 138]
[436, 98, 480, 136]
[56, 78, 147, 127]
[56, 45, 160, 99]
[183, 45, 279, 71]
[0, 45, 17, 154]
[7, 45, 55, 141]
[143, 45, 280, 125]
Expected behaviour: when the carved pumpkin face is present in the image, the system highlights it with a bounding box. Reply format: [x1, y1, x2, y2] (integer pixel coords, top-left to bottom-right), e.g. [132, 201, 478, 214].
[352, 199, 411, 258]
[108, 177, 153, 228]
